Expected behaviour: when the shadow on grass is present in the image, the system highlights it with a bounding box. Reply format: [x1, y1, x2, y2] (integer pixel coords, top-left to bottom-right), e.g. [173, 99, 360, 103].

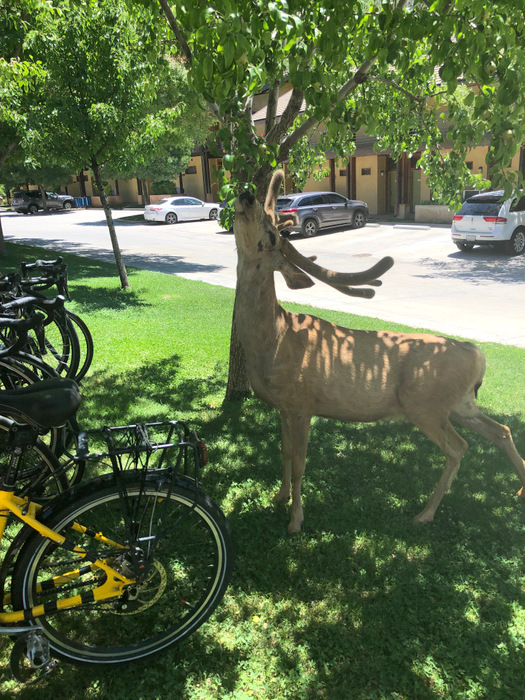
[2, 243, 150, 312]
[3, 360, 524, 698]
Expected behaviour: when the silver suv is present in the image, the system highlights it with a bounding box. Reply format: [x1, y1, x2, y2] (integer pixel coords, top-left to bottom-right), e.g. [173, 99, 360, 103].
[451, 191, 525, 255]
[275, 191, 368, 237]
[11, 190, 76, 214]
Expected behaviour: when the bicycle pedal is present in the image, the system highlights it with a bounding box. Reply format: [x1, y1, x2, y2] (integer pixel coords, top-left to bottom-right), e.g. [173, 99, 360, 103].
[9, 631, 58, 683]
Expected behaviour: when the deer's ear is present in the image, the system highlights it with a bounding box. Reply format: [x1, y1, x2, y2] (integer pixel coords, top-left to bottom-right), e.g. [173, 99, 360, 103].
[279, 259, 315, 289]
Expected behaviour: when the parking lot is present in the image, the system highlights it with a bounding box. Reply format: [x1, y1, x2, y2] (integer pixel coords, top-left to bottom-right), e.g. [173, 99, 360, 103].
[1, 207, 524, 347]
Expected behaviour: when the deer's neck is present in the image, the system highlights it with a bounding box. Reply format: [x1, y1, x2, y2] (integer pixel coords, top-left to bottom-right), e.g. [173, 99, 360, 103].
[235, 259, 284, 355]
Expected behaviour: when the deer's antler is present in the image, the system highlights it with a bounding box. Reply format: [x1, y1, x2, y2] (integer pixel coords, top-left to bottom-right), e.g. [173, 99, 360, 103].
[280, 237, 394, 298]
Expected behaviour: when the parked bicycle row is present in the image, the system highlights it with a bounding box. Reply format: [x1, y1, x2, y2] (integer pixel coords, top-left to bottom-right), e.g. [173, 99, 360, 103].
[0, 257, 234, 683]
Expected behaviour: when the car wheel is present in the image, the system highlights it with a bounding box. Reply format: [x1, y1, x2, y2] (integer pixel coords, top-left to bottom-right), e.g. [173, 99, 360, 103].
[302, 218, 319, 237]
[351, 209, 366, 228]
[507, 228, 525, 255]
[455, 242, 474, 252]
[209, 208, 218, 220]
[165, 212, 178, 224]
[63, 201, 73, 210]
[28, 204, 38, 215]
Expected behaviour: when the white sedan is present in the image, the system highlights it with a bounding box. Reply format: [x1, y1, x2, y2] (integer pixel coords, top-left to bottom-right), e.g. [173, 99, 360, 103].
[144, 196, 220, 224]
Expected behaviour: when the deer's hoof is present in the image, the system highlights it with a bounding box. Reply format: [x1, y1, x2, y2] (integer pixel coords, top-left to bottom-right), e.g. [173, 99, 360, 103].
[287, 520, 304, 535]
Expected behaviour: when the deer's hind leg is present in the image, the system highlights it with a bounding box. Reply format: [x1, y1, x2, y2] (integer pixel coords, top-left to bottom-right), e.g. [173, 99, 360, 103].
[405, 409, 469, 524]
[451, 402, 525, 495]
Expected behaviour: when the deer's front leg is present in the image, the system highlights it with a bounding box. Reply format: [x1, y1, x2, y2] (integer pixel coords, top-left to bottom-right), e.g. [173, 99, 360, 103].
[277, 412, 311, 534]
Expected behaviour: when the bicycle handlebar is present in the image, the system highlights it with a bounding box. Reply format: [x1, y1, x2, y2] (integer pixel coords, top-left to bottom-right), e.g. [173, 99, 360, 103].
[0, 313, 45, 357]
[20, 257, 70, 301]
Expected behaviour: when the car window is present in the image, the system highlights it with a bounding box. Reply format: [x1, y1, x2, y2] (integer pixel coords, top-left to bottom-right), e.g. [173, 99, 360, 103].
[298, 195, 326, 207]
[275, 198, 294, 209]
[510, 195, 525, 212]
[186, 198, 201, 205]
[458, 201, 502, 216]
[28, 191, 41, 199]
[324, 193, 347, 205]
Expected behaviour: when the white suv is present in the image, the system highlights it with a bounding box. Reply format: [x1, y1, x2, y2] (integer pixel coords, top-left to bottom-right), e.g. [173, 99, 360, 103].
[451, 191, 525, 255]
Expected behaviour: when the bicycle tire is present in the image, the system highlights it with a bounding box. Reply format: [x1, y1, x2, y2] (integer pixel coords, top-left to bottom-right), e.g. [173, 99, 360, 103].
[11, 472, 234, 665]
[0, 417, 68, 498]
[25, 303, 81, 380]
[64, 310, 93, 382]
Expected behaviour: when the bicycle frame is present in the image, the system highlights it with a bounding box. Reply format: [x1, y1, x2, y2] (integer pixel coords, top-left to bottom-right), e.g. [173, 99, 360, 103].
[0, 487, 134, 627]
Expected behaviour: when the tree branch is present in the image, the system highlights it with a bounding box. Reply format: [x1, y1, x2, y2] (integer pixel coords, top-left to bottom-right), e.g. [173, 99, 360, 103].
[278, 55, 378, 158]
[0, 143, 17, 171]
[264, 79, 280, 136]
[368, 76, 425, 103]
[278, 0, 412, 159]
[157, 0, 224, 125]
[157, 0, 193, 66]
[267, 86, 305, 145]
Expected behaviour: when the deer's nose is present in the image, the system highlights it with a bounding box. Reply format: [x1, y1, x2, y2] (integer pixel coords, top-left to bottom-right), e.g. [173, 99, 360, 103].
[239, 191, 255, 206]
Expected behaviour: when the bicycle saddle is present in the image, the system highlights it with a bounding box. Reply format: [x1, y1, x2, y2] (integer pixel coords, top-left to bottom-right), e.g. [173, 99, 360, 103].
[0, 377, 81, 428]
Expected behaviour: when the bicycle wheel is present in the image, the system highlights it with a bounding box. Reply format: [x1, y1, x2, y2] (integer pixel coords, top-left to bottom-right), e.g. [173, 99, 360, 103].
[11, 472, 234, 665]
[0, 417, 68, 498]
[25, 304, 81, 380]
[65, 310, 93, 382]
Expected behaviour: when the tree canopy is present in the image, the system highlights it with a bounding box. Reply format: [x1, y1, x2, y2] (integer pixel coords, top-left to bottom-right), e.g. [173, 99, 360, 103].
[156, 0, 525, 207]
[154, 0, 525, 397]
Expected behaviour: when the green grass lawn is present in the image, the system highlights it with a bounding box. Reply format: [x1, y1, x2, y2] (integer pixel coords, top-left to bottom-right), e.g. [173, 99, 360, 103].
[1, 243, 524, 699]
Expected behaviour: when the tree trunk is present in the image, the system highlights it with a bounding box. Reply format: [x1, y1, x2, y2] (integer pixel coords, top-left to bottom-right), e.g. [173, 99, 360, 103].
[141, 178, 150, 205]
[223, 169, 274, 402]
[91, 160, 130, 289]
[224, 296, 251, 402]
[0, 215, 6, 256]
[38, 184, 49, 212]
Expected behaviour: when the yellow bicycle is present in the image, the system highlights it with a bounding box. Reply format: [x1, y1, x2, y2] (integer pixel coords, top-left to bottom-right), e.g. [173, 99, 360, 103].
[0, 379, 233, 681]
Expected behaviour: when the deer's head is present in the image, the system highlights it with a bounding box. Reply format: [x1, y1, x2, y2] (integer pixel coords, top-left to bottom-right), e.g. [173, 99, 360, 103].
[233, 170, 394, 297]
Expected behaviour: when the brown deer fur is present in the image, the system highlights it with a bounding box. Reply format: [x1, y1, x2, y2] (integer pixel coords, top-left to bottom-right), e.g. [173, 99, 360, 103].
[233, 170, 525, 533]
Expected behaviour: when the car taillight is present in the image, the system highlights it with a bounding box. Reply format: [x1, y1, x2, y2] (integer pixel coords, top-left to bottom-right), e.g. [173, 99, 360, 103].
[279, 208, 298, 213]
[483, 216, 507, 223]
[453, 215, 463, 221]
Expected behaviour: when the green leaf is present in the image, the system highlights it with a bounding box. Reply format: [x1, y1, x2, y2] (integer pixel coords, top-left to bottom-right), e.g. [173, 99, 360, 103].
[202, 54, 214, 82]
[223, 39, 235, 68]
[497, 81, 519, 107]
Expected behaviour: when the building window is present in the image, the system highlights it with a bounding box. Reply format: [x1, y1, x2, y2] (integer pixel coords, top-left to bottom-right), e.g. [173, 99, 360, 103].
[466, 161, 473, 170]
[185, 166, 197, 174]
[339, 169, 347, 176]
[361, 168, 371, 175]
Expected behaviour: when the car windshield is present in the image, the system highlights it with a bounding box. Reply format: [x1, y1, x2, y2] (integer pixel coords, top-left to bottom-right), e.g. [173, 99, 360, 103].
[458, 201, 503, 216]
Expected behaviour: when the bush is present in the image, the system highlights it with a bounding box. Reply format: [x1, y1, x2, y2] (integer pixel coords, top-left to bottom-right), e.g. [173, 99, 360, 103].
[150, 180, 179, 195]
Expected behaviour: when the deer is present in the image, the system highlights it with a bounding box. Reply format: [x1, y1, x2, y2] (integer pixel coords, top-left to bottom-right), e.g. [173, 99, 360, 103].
[232, 169, 525, 534]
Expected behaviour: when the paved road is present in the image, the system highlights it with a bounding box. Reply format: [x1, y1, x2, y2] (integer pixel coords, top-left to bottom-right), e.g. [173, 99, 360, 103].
[1, 207, 524, 347]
